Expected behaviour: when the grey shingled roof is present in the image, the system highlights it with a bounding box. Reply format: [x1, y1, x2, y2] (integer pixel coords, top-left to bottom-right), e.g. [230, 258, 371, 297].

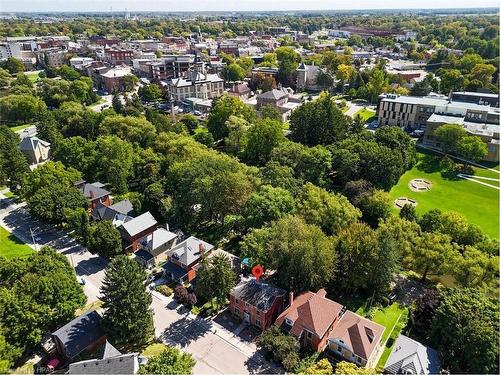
[230, 277, 286, 312]
[52, 310, 104, 360]
[120, 211, 157, 237]
[143, 228, 177, 251]
[384, 334, 441, 375]
[168, 236, 214, 267]
[258, 89, 288, 101]
[19, 136, 50, 151]
[68, 348, 140, 375]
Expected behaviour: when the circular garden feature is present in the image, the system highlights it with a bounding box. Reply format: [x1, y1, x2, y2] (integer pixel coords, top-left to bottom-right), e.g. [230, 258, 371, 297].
[394, 197, 417, 209]
[409, 178, 432, 192]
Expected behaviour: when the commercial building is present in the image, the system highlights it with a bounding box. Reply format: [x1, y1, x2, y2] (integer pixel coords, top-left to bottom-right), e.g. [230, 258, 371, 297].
[377, 93, 500, 162]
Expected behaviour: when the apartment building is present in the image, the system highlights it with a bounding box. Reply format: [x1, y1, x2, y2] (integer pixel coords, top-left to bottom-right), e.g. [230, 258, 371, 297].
[378, 93, 500, 162]
[103, 48, 134, 65]
[149, 54, 195, 80]
[168, 63, 224, 102]
[378, 93, 500, 130]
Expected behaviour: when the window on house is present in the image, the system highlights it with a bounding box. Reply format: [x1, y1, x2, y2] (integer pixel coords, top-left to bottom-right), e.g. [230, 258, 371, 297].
[306, 331, 312, 339]
[285, 318, 294, 326]
[357, 357, 362, 364]
[235, 298, 239, 304]
[337, 345, 342, 352]
[234, 308, 239, 315]
[256, 319, 261, 327]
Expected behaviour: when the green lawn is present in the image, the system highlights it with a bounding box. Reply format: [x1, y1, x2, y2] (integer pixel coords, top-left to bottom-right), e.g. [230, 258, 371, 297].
[8, 123, 32, 132]
[0, 226, 33, 259]
[375, 305, 409, 368]
[89, 97, 106, 107]
[141, 343, 168, 358]
[25, 71, 40, 83]
[389, 150, 499, 239]
[354, 108, 376, 122]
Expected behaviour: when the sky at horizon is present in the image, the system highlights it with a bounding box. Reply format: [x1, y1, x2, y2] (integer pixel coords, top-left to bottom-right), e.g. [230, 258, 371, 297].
[0, 0, 498, 13]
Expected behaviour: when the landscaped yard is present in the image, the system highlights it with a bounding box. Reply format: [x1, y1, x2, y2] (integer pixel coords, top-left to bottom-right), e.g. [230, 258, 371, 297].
[8, 123, 32, 132]
[372, 304, 409, 367]
[141, 343, 168, 358]
[0, 226, 33, 259]
[354, 108, 376, 122]
[389, 149, 499, 239]
[25, 71, 41, 83]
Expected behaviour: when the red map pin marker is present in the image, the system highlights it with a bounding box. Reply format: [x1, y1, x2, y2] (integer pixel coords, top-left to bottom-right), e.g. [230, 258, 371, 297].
[252, 264, 264, 281]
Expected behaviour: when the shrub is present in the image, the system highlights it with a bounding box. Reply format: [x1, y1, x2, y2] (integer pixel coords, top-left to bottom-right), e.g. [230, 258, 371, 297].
[155, 285, 173, 297]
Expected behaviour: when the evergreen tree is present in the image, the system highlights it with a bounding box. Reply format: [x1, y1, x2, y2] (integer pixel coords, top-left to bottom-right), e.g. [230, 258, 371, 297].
[112, 94, 122, 113]
[101, 256, 154, 351]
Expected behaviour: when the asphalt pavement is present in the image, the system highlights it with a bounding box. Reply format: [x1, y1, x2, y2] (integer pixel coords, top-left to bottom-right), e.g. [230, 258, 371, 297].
[0, 192, 280, 374]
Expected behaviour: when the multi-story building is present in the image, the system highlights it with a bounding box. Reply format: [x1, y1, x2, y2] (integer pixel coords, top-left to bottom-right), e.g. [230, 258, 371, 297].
[377, 93, 500, 162]
[38, 48, 66, 68]
[451, 91, 499, 108]
[103, 48, 134, 65]
[149, 54, 195, 80]
[168, 62, 224, 102]
[377, 93, 500, 130]
[229, 277, 287, 330]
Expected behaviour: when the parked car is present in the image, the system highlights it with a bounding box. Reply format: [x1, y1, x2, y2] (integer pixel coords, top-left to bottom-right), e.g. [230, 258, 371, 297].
[78, 277, 86, 285]
[194, 110, 202, 116]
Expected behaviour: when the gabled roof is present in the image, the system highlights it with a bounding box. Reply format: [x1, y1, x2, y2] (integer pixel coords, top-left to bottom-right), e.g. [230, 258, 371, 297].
[120, 211, 157, 237]
[92, 200, 134, 222]
[68, 340, 140, 375]
[143, 227, 177, 251]
[276, 289, 344, 339]
[329, 310, 385, 360]
[19, 136, 50, 151]
[52, 310, 104, 360]
[168, 236, 214, 267]
[81, 182, 110, 201]
[257, 88, 288, 101]
[231, 277, 287, 312]
[384, 334, 441, 375]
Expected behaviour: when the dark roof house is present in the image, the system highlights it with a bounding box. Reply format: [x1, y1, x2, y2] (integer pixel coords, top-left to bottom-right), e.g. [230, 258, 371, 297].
[19, 136, 50, 165]
[67, 340, 145, 374]
[51, 310, 105, 360]
[92, 199, 134, 225]
[231, 277, 287, 312]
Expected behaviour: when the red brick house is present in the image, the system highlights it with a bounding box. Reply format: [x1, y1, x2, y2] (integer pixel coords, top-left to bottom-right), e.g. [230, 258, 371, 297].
[118, 211, 158, 252]
[74, 181, 111, 210]
[275, 289, 345, 352]
[275, 289, 385, 368]
[229, 277, 287, 330]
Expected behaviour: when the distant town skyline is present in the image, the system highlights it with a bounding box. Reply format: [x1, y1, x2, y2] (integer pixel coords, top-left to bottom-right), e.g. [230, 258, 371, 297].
[0, 0, 498, 13]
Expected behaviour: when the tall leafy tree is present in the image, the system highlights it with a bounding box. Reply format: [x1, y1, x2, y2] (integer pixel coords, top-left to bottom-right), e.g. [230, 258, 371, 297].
[207, 95, 256, 140]
[431, 288, 499, 373]
[297, 183, 361, 236]
[243, 118, 284, 165]
[138, 347, 195, 375]
[195, 253, 236, 309]
[88, 220, 123, 258]
[0, 126, 29, 190]
[101, 255, 154, 351]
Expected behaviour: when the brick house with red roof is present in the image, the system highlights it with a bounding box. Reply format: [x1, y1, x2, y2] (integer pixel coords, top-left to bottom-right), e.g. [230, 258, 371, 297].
[275, 289, 385, 368]
[275, 289, 345, 352]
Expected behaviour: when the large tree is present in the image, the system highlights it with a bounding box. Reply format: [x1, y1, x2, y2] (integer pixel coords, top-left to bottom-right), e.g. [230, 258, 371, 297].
[0, 126, 29, 190]
[243, 118, 284, 165]
[94, 135, 133, 194]
[0, 247, 86, 366]
[0, 94, 47, 123]
[101, 255, 154, 351]
[242, 185, 295, 229]
[138, 347, 195, 375]
[290, 92, 350, 146]
[297, 183, 360, 236]
[88, 221, 123, 258]
[207, 95, 256, 141]
[240, 216, 336, 293]
[195, 253, 236, 309]
[431, 288, 499, 373]
[434, 124, 467, 154]
[100, 115, 157, 148]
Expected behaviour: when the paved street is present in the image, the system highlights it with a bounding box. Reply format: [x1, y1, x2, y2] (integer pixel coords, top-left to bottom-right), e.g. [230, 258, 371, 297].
[0, 193, 280, 374]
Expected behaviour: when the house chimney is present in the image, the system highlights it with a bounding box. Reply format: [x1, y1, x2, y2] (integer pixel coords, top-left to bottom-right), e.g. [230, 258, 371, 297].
[288, 291, 294, 307]
[198, 243, 206, 254]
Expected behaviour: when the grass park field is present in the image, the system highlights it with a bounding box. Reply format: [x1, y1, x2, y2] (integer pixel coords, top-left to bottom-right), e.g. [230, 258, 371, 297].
[0, 226, 33, 259]
[354, 108, 377, 122]
[389, 149, 499, 239]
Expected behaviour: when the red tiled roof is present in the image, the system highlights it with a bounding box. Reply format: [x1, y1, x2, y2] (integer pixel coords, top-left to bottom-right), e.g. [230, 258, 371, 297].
[329, 310, 385, 360]
[275, 289, 344, 339]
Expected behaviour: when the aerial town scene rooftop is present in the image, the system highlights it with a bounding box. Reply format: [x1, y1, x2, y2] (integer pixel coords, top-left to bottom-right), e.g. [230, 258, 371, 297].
[0, 2, 498, 375]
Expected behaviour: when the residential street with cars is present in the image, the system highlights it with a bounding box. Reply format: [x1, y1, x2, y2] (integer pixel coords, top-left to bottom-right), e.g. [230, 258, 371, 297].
[0, 191, 279, 374]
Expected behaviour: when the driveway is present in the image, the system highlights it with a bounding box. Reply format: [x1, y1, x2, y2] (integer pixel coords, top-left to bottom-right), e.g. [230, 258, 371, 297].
[0, 194, 280, 374]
